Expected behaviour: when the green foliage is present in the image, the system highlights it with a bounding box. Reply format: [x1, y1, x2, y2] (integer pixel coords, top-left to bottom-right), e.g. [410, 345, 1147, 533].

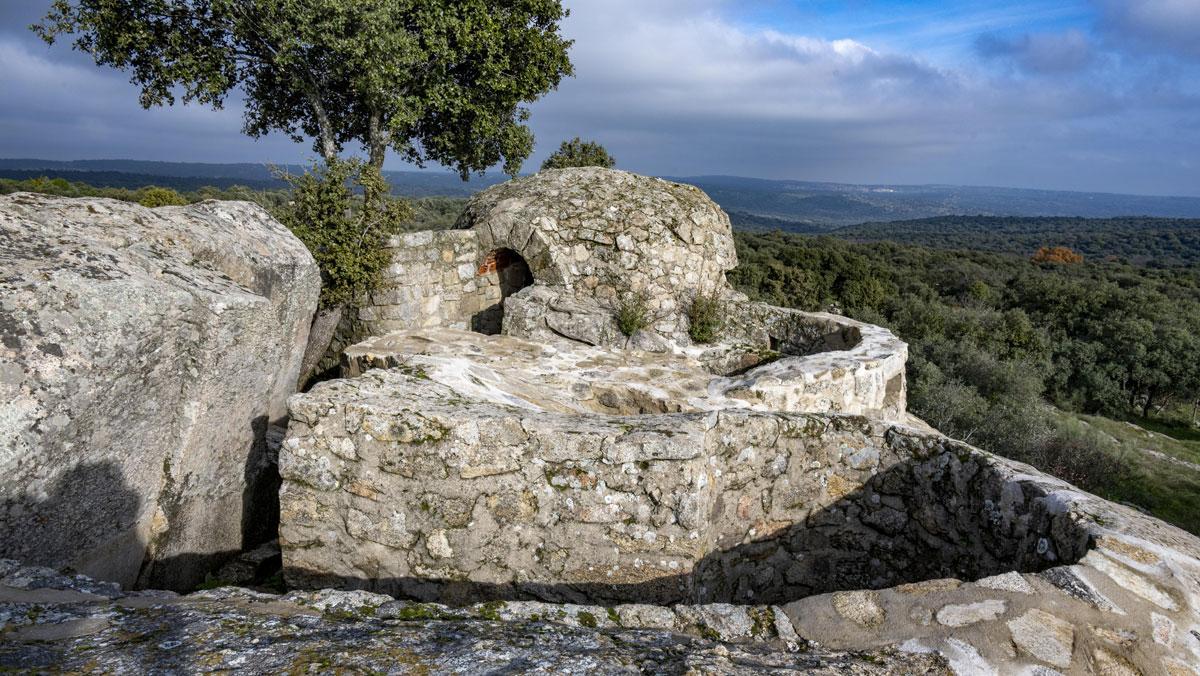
[0, 175, 288, 210]
[273, 159, 410, 309]
[614, 290, 651, 337]
[134, 185, 188, 208]
[36, 0, 574, 178]
[730, 230, 1200, 522]
[541, 137, 615, 171]
[835, 215, 1200, 267]
[687, 292, 723, 344]
[1063, 412, 1200, 534]
[403, 196, 470, 232]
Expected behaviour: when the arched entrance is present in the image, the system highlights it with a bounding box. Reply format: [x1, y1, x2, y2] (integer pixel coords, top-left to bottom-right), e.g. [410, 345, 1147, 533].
[471, 248, 534, 334]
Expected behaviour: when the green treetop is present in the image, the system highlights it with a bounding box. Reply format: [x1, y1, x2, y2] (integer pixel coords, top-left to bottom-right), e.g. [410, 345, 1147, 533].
[35, 0, 575, 177]
[541, 137, 615, 170]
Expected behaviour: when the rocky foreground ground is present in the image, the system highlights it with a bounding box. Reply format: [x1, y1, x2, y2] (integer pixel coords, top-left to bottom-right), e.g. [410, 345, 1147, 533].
[0, 562, 948, 674]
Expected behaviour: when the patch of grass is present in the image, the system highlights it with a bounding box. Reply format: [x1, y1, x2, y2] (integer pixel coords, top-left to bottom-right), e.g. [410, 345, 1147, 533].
[1115, 415, 1200, 463]
[1056, 410, 1200, 535]
[393, 603, 448, 621]
[749, 606, 776, 637]
[193, 574, 234, 591]
[476, 600, 505, 621]
[606, 607, 621, 625]
[576, 611, 598, 628]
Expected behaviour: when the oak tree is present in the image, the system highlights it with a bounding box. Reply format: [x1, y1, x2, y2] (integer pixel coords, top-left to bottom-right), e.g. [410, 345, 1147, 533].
[36, 0, 574, 382]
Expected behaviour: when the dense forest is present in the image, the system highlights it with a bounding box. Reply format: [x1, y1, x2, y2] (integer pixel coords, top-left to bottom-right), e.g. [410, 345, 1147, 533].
[834, 215, 1200, 267]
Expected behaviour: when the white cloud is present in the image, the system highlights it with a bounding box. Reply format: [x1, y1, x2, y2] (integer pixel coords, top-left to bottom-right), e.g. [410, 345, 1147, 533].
[523, 0, 1199, 195]
[0, 37, 306, 162]
[0, 0, 1197, 195]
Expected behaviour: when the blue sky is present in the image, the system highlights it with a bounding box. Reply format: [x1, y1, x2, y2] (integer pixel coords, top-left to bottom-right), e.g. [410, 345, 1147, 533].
[1, 0, 1198, 196]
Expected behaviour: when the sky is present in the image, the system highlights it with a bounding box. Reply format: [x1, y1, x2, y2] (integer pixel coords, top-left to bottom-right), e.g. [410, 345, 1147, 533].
[1, 1, 1198, 196]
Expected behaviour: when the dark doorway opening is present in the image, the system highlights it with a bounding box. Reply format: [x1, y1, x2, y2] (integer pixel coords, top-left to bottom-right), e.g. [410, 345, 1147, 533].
[471, 248, 534, 335]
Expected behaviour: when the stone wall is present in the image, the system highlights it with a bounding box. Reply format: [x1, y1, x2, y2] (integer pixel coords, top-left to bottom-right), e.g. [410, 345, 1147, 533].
[329, 229, 539, 371]
[355, 230, 490, 336]
[279, 361, 1081, 606]
[274, 334, 1200, 672]
[0, 194, 320, 591]
[341, 168, 741, 355]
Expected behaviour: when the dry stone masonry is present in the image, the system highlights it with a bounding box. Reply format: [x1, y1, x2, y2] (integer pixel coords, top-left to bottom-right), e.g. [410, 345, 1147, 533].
[348, 167, 740, 350]
[0, 194, 320, 591]
[281, 358, 1087, 605]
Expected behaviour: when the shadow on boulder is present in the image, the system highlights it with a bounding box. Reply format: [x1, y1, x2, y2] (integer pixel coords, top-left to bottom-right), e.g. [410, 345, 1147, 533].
[1, 416, 286, 593]
[0, 461, 144, 588]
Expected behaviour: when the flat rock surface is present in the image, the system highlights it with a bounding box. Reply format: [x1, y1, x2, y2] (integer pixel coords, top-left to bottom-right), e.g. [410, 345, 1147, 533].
[0, 562, 948, 675]
[346, 316, 907, 420]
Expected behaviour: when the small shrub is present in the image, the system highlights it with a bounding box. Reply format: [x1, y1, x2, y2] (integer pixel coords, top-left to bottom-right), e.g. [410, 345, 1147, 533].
[135, 185, 188, 207]
[688, 292, 723, 343]
[541, 137, 615, 170]
[615, 290, 651, 337]
[273, 159, 410, 308]
[1024, 424, 1127, 493]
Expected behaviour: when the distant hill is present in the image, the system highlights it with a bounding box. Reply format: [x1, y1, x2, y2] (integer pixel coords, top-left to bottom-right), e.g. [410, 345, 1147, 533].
[830, 215, 1200, 267]
[0, 169, 283, 192]
[672, 175, 1200, 226]
[6, 159, 1200, 223]
[0, 159, 504, 198]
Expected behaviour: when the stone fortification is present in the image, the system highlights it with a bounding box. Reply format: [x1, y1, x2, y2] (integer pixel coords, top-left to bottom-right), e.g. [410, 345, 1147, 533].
[273, 168, 1200, 672]
[347, 167, 739, 349]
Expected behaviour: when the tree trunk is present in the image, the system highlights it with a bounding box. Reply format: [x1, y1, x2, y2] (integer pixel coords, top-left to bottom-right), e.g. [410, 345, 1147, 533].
[297, 304, 344, 390]
[368, 110, 388, 171]
[302, 89, 338, 165]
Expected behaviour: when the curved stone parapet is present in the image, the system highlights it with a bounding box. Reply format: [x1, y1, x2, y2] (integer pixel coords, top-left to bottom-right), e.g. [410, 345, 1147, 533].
[713, 304, 908, 421]
[499, 291, 909, 420]
[279, 356, 1200, 672]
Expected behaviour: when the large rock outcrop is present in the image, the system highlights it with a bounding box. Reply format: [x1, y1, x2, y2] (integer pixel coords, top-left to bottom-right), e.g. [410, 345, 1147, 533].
[0, 193, 320, 590]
